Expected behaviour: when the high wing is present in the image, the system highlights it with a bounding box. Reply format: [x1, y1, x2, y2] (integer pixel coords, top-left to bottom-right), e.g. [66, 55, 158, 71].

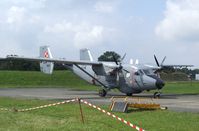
[6, 46, 115, 75]
[6, 55, 103, 66]
[162, 65, 194, 68]
[153, 55, 194, 68]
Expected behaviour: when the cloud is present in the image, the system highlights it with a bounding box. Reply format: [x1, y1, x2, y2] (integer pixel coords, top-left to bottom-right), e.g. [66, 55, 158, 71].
[6, 6, 26, 24]
[7, 0, 46, 9]
[155, 0, 199, 42]
[44, 22, 75, 33]
[74, 25, 104, 48]
[44, 21, 109, 48]
[94, 1, 115, 13]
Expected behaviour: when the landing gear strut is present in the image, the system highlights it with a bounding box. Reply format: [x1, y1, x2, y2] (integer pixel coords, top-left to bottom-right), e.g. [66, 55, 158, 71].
[99, 89, 107, 97]
[153, 91, 161, 98]
[126, 93, 132, 96]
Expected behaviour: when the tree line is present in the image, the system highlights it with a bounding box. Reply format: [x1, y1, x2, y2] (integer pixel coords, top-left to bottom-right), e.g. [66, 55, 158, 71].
[0, 51, 199, 80]
[0, 59, 65, 71]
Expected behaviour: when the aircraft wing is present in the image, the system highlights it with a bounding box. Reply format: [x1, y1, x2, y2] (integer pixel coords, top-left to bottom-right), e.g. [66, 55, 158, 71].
[6, 55, 103, 66]
[162, 65, 194, 68]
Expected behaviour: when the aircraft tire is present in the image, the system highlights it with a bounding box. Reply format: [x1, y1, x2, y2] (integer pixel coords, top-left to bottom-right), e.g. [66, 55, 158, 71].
[154, 92, 160, 98]
[99, 89, 107, 97]
[126, 93, 132, 96]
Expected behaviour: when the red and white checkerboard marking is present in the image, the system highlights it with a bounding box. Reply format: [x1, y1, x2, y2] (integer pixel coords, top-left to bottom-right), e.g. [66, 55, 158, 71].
[80, 99, 144, 131]
[44, 51, 49, 58]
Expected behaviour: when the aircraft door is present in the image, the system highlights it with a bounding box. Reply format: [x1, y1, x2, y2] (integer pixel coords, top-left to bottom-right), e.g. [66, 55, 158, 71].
[134, 70, 144, 88]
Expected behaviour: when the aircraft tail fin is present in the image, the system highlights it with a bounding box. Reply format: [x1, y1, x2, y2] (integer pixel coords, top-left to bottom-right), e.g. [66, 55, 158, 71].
[80, 48, 93, 61]
[39, 46, 54, 74]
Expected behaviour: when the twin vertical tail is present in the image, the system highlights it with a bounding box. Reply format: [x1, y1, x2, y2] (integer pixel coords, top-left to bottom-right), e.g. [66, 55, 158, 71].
[39, 47, 92, 74]
[39, 46, 54, 74]
[80, 48, 93, 61]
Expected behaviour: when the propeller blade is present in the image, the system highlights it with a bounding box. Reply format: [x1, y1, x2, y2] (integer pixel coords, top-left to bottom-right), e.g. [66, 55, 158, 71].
[122, 69, 130, 73]
[112, 55, 118, 65]
[161, 56, 166, 66]
[121, 53, 126, 62]
[154, 55, 160, 67]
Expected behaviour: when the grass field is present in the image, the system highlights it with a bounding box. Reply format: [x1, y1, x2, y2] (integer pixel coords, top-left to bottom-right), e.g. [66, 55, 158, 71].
[0, 97, 199, 131]
[0, 71, 199, 130]
[0, 70, 98, 90]
[0, 70, 199, 94]
[162, 81, 199, 94]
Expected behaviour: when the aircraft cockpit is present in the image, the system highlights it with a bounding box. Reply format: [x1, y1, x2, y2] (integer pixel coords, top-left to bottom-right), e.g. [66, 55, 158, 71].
[142, 69, 155, 76]
[134, 69, 155, 76]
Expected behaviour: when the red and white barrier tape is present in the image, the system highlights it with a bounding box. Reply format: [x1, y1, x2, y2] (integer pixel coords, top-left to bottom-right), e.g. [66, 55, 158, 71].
[1, 98, 145, 130]
[18, 99, 76, 112]
[80, 99, 144, 131]
[0, 108, 12, 112]
[0, 99, 76, 112]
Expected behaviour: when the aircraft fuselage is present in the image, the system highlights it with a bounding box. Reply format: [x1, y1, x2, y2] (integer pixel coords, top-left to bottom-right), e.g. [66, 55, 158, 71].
[72, 63, 164, 94]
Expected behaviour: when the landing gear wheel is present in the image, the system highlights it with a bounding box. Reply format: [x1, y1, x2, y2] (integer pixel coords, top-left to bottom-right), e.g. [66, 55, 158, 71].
[154, 92, 161, 98]
[126, 93, 132, 96]
[99, 89, 107, 97]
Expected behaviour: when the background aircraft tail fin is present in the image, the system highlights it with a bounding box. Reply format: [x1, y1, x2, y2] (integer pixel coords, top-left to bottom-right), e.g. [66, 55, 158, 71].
[80, 48, 93, 61]
[39, 46, 54, 74]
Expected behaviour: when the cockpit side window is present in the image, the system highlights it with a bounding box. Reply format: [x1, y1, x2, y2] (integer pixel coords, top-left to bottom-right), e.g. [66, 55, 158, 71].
[139, 70, 144, 75]
[143, 69, 154, 75]
[135, 70, 144, 76]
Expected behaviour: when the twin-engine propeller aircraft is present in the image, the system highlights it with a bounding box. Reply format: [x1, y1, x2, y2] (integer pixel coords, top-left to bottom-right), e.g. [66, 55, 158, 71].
[6, 46, 193, 98]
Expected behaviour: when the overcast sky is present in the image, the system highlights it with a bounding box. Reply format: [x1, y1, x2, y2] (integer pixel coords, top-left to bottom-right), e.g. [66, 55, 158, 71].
[0, 0, 199, 67]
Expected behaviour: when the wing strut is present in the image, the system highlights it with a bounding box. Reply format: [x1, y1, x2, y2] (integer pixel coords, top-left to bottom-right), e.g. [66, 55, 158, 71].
[74, 64, 109, 90]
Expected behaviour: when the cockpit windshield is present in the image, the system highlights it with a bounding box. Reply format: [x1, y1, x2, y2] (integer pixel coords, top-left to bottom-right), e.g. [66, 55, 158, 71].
[143, 69, 154, 75]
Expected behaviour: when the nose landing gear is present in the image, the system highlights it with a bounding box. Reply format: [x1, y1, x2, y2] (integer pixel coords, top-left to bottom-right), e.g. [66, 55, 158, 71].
[126, 93, 133, 96]
[154, 90, 162, 98]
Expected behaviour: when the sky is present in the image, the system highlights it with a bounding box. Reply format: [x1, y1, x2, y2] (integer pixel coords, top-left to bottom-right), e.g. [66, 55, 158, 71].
[0, 0, 199, 67]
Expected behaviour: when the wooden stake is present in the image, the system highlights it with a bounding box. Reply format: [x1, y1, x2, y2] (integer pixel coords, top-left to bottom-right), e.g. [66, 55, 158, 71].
[77, 98, 84, 124]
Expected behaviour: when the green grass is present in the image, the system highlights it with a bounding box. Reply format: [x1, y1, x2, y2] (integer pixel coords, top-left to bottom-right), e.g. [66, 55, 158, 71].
[0, 97, 199, 131]
[162, 81, 199, 94]
[0, 70, 199, 94]
[0, 70, 97, 90]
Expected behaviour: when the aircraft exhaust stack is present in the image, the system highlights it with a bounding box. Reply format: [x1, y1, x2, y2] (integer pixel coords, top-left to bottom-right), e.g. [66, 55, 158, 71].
[39, 46, 54, 74]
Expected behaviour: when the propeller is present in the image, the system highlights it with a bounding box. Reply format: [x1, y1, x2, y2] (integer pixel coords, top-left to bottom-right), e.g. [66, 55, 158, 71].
[154, 55, 167, 74]
[154, 55, 166, 67]
[161, 56, 166, 66]
[112, 55, 119, 65]
[120, 53, 126, 62]
[154, 55, 160, 67]
[112, 54, 129, 73]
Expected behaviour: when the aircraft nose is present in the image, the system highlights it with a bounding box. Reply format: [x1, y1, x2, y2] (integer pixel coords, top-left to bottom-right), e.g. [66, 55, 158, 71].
[156, 79, 165, 89]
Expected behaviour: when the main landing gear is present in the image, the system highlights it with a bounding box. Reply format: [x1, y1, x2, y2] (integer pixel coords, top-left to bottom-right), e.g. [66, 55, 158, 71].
[153, 91, 161, 98]
[99, 89, 107, 97]
[126, 93, 132, 96]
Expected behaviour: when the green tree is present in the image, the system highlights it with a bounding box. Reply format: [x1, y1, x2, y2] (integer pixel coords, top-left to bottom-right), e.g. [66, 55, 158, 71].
[98, 51, 121, 62]
[0, 59, 66, 71]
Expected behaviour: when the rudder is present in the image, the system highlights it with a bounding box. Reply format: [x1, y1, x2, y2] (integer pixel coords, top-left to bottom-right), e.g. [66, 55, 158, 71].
[39, 46, 54, 74]
[80, 48, 93, 61]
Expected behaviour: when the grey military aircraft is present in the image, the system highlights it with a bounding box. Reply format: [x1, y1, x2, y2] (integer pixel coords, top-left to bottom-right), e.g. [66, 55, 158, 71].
[6, 46, 193, 98]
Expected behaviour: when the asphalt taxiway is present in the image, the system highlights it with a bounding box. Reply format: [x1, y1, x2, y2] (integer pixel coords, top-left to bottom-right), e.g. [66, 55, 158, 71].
[0, 88, 199, 113]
